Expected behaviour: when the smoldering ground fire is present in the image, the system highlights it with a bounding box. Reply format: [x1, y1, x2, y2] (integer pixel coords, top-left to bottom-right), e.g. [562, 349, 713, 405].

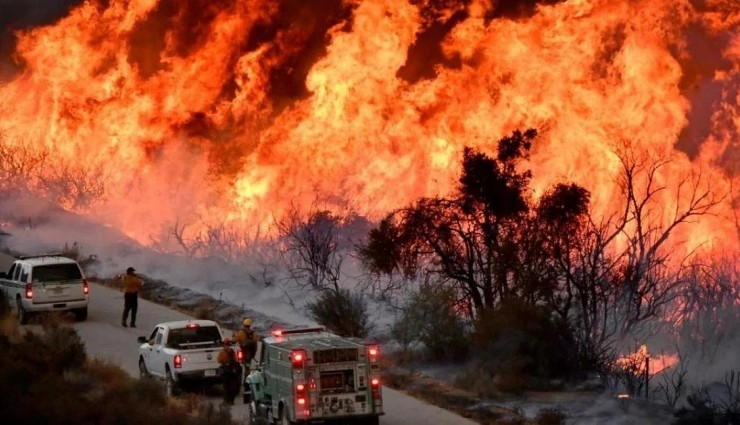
[0, 0, 737, 255]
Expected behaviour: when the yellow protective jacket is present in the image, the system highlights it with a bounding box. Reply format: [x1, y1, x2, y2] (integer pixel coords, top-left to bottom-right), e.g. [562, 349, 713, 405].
[235, 329, 260, 346]
[217, 347, 236, 365]
[121, 275, 142, 293]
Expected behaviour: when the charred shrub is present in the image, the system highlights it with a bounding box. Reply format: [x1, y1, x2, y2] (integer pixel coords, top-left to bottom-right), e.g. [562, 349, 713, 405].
[0, 319, 236, 425]
[392, 284, 469, 361]
[0, 290, 10, 318]
[15, 321, 86, 375]
[673, 373, 740, 425]
[306, 288, 372, 338]
[536, 408, 567, 425]
[473, 299, 576, 390]
[194, 298, 217, 320]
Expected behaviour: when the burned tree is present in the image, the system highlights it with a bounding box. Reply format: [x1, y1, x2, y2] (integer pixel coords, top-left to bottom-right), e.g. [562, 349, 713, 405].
[359, 129, 588, 317]
[276, 206, 344, 293]
[543, 146, 723, 371]
[277, 205, 373, 337]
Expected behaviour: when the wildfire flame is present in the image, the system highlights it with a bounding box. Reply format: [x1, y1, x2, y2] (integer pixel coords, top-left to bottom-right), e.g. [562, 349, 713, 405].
[616, 344, 680, 376]
[0, 0, 737, 249]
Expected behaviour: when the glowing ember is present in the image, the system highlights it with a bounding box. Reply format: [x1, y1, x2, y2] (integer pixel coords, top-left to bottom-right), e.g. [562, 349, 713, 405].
[0, 0, 736, 249]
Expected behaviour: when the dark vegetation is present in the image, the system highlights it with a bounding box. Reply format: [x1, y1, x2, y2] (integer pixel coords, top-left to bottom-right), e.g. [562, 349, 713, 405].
[305, 288, 372, 338]
[357, 130, 726, 390]
[672, 373, 740, 425]
[266, 129, 737, 424]
[0, 295, 234, 425]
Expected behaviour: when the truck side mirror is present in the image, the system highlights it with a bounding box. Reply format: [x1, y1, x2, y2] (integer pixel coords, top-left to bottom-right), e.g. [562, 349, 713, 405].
[137, 336, 147, 344]
[0, 272, 6, 279]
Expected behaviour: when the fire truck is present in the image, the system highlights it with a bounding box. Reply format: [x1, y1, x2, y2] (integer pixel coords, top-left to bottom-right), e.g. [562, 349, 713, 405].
[244, 327, 383, 425]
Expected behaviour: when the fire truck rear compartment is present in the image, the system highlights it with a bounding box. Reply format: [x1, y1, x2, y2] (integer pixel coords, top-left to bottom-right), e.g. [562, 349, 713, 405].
[319, 370, 356, 394]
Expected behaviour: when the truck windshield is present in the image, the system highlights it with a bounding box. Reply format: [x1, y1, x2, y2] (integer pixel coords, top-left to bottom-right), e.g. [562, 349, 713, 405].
[168, 326, 222, 348]
[32, 264, 82, 282]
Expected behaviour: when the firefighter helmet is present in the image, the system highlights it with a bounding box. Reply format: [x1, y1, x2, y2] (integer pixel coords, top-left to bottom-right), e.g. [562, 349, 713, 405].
[243, 318, 253, 327]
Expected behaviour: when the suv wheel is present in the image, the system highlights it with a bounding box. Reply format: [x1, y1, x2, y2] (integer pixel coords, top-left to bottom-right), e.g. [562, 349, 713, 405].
[16, 299, 29, 325]
[74, 307, 88, 321]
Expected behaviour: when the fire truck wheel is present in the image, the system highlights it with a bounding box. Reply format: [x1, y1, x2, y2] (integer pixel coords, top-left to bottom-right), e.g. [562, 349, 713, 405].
[280, 409, 294, 425]
[247, 401, 258, 425]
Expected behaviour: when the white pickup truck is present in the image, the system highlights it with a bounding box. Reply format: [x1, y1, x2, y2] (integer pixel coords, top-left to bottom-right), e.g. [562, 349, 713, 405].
[0, 254, 90, 324]
[137, 319, 242, 396]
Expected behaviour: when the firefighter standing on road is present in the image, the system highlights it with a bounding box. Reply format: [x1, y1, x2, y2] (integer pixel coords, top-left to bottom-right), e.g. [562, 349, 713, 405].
[235, 318, 260, 370]
[121, 267, 142, 328]
[217, 337, 241, 405]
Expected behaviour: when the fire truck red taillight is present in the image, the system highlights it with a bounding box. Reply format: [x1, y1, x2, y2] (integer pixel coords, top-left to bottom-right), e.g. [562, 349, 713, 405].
[295, 382, 307, 406]
[82, 279, 89, 295]
[371, 377, 382, 405]
[174, 355, 182, 369]
[291, 350, 306, 369]
[24, 283, 33, 299]
[367, 345, 379, 361]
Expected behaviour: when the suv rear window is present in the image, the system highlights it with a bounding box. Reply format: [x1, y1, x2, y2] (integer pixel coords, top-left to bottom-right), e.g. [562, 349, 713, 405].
[32, 264, 83, 282]
[168, 326, 222, 348]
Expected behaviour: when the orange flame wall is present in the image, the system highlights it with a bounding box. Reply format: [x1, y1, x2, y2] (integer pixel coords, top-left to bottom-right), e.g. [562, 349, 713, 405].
[0, 0, 737, 248]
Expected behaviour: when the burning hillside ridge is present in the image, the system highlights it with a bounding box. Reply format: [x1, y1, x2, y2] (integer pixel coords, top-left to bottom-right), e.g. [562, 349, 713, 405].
[0, 0, 737, 251]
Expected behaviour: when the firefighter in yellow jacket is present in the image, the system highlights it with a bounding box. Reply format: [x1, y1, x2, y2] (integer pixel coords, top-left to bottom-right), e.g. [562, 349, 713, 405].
[217, 337, 241, 405]
[121, 267, 142, 328]
[235, 318, 260, 370]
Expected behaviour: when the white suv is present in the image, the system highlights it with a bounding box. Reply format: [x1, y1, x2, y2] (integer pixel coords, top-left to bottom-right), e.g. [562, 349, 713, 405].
[0, 254, 90, 324]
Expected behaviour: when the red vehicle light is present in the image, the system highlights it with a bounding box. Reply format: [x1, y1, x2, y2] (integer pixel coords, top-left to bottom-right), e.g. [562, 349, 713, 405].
[371, 376, 382, 405]
[174, 355, 182, 369]
[291, 350, 306, 368]
[24, 283, 33, 299]
[295, 381, 307, 406]
[82, 279, 89, 295]
[272, 329, 283, 337]
[367, 345, 379, 360]
[237, 349, 244, 362]
[186, 323, 199, 329]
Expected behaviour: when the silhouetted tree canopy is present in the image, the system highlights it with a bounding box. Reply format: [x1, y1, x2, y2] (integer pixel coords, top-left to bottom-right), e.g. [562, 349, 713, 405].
[359, 128, 591, 315]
